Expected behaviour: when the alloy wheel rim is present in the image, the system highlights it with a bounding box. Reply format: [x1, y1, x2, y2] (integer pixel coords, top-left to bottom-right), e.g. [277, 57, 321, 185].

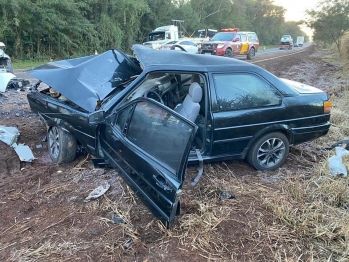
[251, 49, 255, 57]
[225, 50, 232, 57]
[48, 127, 60, 159]
[257, 138, 285, 168]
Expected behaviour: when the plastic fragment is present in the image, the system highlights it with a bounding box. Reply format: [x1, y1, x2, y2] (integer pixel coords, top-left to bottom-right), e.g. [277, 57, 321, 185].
[85, 182, 110, 200]
[13, 143, 35, 162]
[328, 147, 349, 177]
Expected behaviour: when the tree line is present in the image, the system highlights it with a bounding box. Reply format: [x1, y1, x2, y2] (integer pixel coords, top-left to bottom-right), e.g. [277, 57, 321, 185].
[306, 0, 349, 54]
[0, 0, 310, 60]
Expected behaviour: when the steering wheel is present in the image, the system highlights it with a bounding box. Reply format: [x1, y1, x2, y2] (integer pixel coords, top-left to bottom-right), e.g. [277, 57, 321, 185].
[146, 90, 164, 104]
[170, 45, 187, 52]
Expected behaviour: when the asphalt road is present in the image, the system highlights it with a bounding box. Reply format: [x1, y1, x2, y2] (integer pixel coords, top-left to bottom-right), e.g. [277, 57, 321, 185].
[13, 69, 36, 82]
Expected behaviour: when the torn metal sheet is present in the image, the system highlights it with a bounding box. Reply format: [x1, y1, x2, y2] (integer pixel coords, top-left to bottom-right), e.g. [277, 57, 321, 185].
[13, 143, 35, 162]
[0, 72, 15, 92]
[0, 125, 20, 145]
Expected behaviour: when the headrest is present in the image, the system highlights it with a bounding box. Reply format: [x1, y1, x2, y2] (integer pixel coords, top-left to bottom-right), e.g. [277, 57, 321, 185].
[191, 74, 201, 83]
[189, 82, 202, 103]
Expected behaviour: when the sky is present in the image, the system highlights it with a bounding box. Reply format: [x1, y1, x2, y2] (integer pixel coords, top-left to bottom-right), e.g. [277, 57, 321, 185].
[273, 0, 320, 37]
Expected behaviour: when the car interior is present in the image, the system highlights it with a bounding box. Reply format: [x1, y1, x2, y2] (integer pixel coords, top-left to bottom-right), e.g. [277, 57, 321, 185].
[125, 72, 207, 151]
[40, 70, 207, 152]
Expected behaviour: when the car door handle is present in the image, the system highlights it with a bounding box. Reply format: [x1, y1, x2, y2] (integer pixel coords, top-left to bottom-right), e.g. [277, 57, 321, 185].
[152, 175, 172, 192]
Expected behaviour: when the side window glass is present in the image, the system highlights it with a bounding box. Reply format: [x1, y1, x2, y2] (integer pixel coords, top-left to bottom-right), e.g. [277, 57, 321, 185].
[213, 74, 281, 111]
[116, 105, 134, 132]
[249, 33, 257, 41]
[127, 101, 194, 174]
[241, 33, 247, 42]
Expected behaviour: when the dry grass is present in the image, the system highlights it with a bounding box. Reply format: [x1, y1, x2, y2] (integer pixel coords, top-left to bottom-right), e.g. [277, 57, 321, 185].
[265, 170, 349, 261]
[265, 44, 349, 261]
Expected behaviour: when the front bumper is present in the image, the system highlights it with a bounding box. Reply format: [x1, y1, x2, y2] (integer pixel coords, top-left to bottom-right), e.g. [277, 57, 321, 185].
[200, 48, 225, 56]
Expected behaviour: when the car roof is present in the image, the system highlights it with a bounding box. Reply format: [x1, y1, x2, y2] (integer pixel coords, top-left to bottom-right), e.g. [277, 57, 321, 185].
[133, 44, 255, 71]
[131, 44, 299, 97]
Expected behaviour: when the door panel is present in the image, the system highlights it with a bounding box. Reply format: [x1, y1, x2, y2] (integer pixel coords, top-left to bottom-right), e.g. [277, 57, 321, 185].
[211, 73, 283, 156]
[100, 98, 197, 228]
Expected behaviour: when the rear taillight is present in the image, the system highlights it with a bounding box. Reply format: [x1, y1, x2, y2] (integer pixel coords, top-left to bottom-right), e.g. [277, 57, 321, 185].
[324, 101, 331, 113]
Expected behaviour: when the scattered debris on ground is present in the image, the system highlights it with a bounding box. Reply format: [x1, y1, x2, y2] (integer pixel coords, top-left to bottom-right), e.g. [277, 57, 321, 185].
[0, 124, 34, 162]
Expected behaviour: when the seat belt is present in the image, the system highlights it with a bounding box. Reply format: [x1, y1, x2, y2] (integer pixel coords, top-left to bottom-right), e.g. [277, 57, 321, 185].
[191, 149, 204, 186]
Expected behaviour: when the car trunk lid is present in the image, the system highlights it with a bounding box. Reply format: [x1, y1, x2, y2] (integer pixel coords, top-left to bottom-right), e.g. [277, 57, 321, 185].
[280, 78, 324, 94]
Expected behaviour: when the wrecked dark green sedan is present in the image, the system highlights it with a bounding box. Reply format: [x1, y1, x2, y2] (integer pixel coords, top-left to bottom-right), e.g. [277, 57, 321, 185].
[27, 44, 331, 228]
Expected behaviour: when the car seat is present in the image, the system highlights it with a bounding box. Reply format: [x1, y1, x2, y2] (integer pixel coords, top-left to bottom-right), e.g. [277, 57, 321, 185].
[174, 82, 202, 122]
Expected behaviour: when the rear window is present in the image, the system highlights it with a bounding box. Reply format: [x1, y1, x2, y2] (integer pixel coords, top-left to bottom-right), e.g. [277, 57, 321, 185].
[248, 33, 258, 41]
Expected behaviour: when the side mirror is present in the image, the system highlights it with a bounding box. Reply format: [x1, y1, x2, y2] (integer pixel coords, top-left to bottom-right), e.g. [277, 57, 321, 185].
[88, 110, 105, 125]
[234, 38, 240, 42]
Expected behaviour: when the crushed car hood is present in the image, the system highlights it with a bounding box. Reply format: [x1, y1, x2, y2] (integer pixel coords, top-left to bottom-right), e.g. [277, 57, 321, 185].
[28, 49, 142, 112]
[280, 78, 324, 94]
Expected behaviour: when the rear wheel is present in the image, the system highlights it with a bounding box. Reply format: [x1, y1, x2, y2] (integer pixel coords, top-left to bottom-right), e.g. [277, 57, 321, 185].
[224, 49, 233, 58]
[48, 126, 77, 164]
[247, 47, 255, 60]
[247, 132, 289, 171]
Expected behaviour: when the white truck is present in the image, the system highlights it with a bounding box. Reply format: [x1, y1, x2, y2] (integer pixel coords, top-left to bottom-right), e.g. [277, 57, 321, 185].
[0, 42, 13, 73]
[0, 42, 29, 92]
[0, 42, 15, 92]
[143, 25, 215, 50]
[296, 36, 304, 47]
[143, 25, 179, 50]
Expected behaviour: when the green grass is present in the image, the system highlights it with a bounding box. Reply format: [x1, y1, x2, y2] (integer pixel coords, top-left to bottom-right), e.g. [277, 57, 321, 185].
[12, 60, 49, 70]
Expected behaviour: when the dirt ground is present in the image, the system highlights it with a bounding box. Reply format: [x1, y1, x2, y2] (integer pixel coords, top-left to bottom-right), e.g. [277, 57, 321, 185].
[0, 46, 340, 261]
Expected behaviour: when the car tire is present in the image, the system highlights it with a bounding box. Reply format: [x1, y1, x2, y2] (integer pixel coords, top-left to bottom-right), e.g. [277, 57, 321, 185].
[48, 126, 77, 164]
[247, 132, 289, 171]
[247, 47, 255, 60]
[224, 49, 233, 58]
